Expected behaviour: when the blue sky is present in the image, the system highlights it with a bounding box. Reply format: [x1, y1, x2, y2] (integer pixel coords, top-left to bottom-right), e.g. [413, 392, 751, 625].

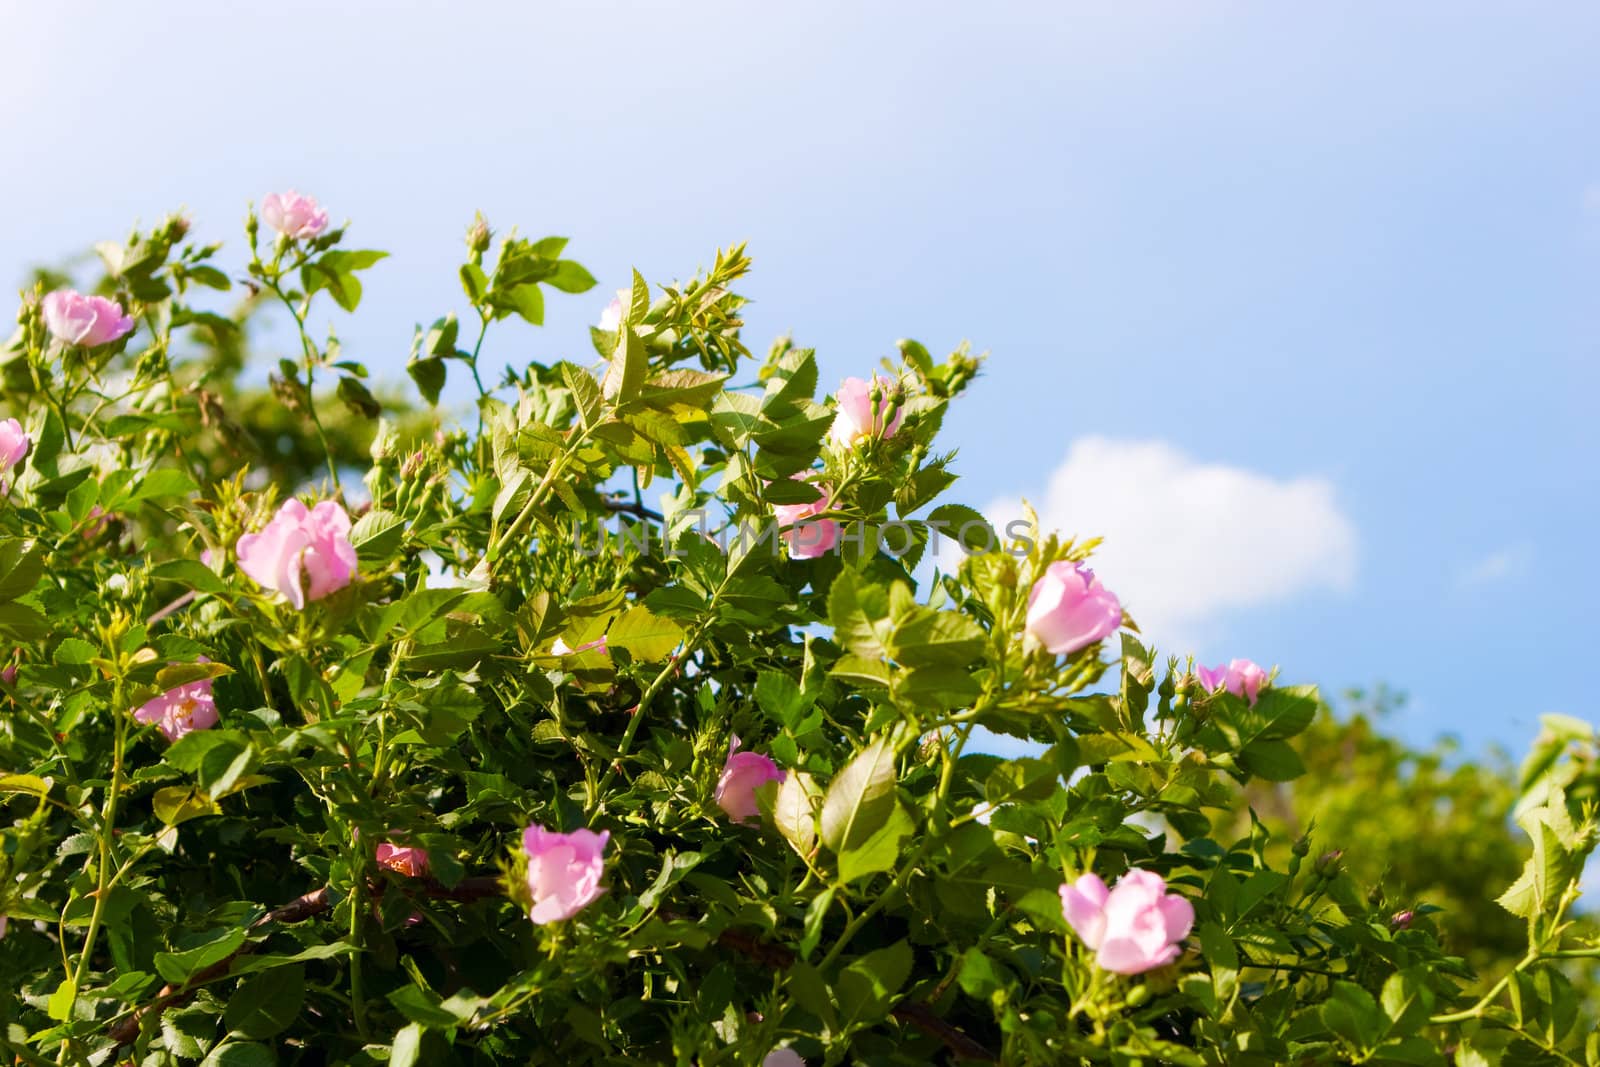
[3, 2, 1597, 757]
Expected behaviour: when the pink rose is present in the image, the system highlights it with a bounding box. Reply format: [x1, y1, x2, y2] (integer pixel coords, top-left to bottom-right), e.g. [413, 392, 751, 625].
[828, 375, 904, 448]
[522, 824, 609, 925]
[764, 1052, 806, 1067]
[715, 740, 785, 822]
[772, 478, 839, 560]
[0, 419, 29, 493]
[1195, 658, 1268, 706]
[1024, 561, 1122, 656]
[41, 290, 134, 348]
[0, 419, 29, 473]
[1059, 869, 1194, 975]
[133, 670, 219, 743]
[597, 295, 623, 332]
[551, 635, 608, 656]
[236, 499, 358, 610]
[375, 843, 430, 878]
[260, 190, 330, 240]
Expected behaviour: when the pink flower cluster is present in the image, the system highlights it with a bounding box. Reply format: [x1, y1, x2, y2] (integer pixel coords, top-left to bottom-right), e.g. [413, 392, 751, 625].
[236, 499, 357, 610]
[772, 478, 839, 560]
[376, 843, 430, 878]
[41, 290, 134, 348]
[522, 825, 610, 924]
[1024, 561, 1122, 656]
[0, 419, 30, 492]
[715, 738, 785, 823]
[1196, 658, 1268, 705]
[261, 190, 329, 240]
[828, 375, 904, 449]
[134, 670, 219, 743]
[1060, 869, 1194, 975]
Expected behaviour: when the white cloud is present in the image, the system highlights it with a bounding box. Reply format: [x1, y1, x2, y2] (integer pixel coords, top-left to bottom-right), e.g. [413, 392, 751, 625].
[987, 437, 1357, 651]
[1457, 543, 1533, 587]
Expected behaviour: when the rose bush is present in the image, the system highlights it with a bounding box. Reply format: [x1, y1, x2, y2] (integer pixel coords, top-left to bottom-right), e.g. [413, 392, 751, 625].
[0, 197, 1596, 1066]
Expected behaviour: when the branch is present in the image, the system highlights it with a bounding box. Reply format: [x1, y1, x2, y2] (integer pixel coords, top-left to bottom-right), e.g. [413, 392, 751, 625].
[109, 878, 997, 1062]
[601, 496, 664, 523]
[107, 877, 503, 1048]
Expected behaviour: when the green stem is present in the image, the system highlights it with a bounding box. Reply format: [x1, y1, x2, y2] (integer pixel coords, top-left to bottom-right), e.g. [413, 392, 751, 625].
[348, 871, 369, 1040]
[594, 615, 716, 799]
[264, 278, 341, 490]
[817, 719, 978, 974]
[59, 683, 128, 1064]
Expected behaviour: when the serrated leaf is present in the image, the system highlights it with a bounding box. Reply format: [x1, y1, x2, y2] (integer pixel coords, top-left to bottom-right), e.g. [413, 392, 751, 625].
[155, 926, 248, 985]
[605, 606, 684, 662]
[224, 965, 305, 1039]
[836, 801, 913, 885]
[0, 539, 44, 601]
[771, 770, 821, 858]
[821, 735, 898, 854]
[602, 324, 647, 404]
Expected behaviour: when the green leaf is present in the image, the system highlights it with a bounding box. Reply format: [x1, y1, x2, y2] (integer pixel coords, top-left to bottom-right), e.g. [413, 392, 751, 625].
[1371, 1037, 1446, 1066]
[755, 670, 810, 729]
[0, 538, 44, 601]
[821, 735, 898, 854]
[546, 260, 598, 293]
[133, 468, 199, 503]
[507, 282, 545, 325]
[985, 757, 1061, 805]
[336, 375, 381, 418]
[156, 660, 233, 690]
[460, 263, 488, 304]
[887, 608, 986, 668]
[152, 785, 221, 827]
[956, 948, 1005, 999]
[771, 770, 822, 858]
[224, 966, 305, 1039]
[389, 984, 467, 1028]
[351, 509, 406, 560]
[1237, 738, 1305, 781]
[1321, 981, 1384, 1053]
[925, 504, 997, 553]
[155, 926, 249, 985]
[561, 362, 604, 431]
[628, 269, 650, 322]
[0, 773, 51, 796]
[0, 601, 51, 640]
[150, 559, 229, 596]
[837, 801, 913, 885]
[199, 1042, 277, 1067]
[602, 324, 647, 404]
[391, 1023, 425, 1067]
[836, 940, 912, 1031]
[162, 1005, 211, 1058]
[408, 356, 446, 406]
[605, 606, 683, 662]
[424, 313, 459, 357]
[1380, 968, 1434, 1038]
[785, 961, 836, 1029]
[46, 977, 75, 1021]
[827, 571, 893, 660]
[1498, 785, 1585, 920]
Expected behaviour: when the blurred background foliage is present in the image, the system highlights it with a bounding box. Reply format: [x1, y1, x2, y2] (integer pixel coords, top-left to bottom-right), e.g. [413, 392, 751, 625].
[1233, 687, 1600, 1016]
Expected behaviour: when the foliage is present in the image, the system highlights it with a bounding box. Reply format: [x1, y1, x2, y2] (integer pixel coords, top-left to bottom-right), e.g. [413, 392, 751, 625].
[0, 202, 1597, 1066]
